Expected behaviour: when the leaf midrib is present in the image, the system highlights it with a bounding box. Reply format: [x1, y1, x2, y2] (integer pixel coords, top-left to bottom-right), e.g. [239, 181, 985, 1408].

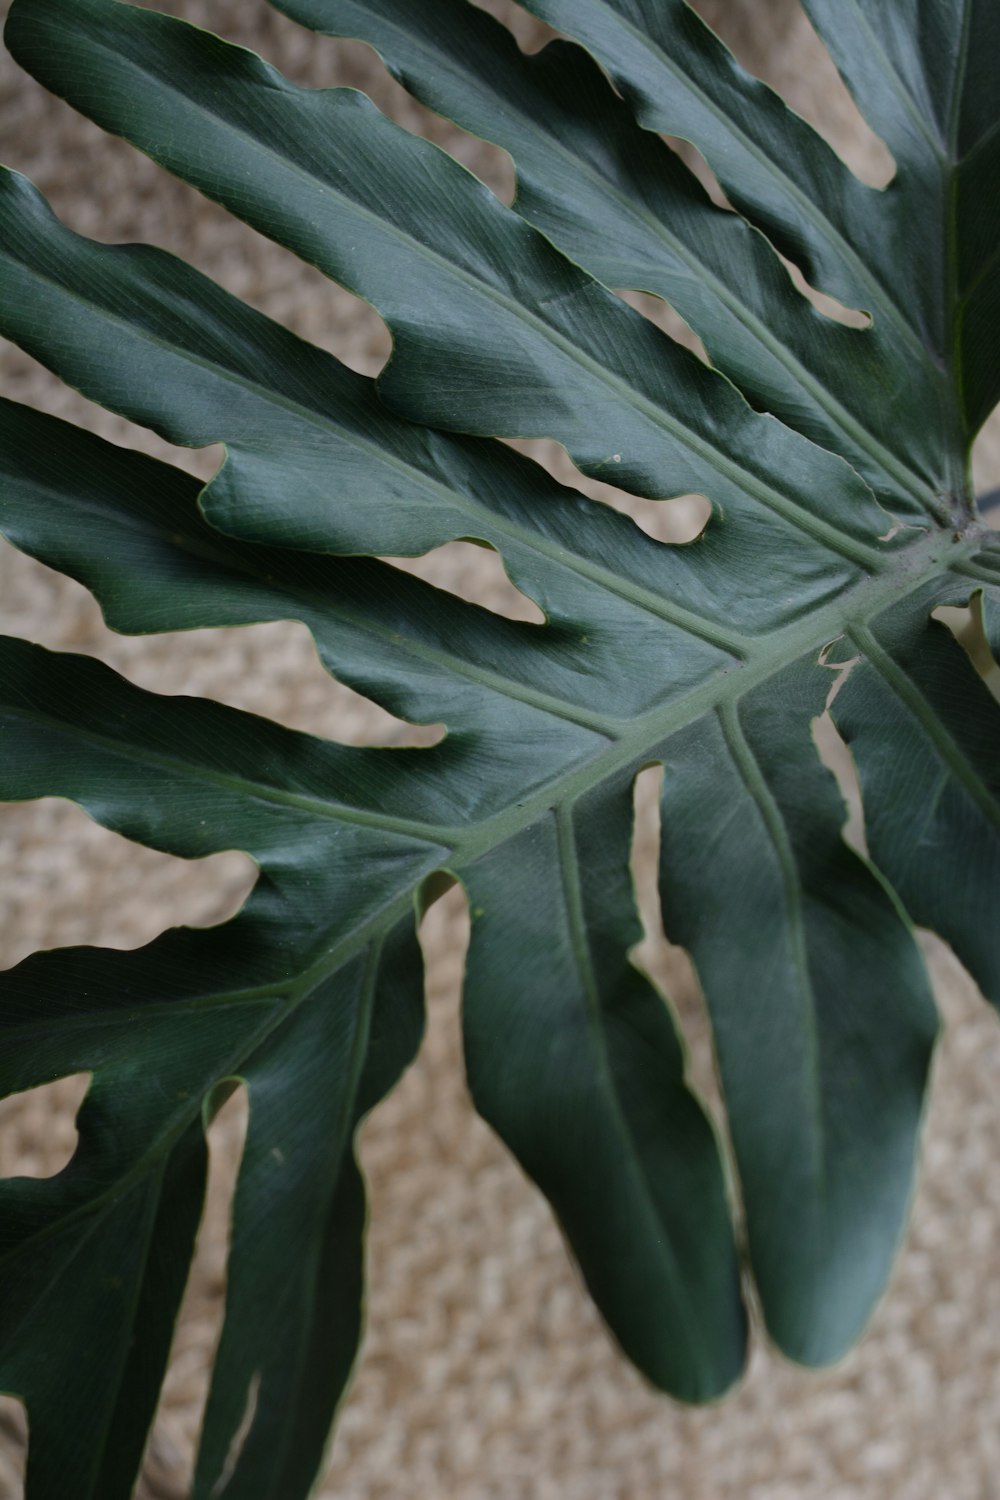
[4, 529, 979, 876]
[5, 530, 988, 1275]
[449, 530, 987, 868]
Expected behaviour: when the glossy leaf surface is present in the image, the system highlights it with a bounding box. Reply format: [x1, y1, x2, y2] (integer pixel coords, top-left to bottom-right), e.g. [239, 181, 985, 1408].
[0, 1, 997, 1495]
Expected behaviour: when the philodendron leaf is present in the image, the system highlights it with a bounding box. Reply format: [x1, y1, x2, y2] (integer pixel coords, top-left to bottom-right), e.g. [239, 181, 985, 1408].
[0, 0, 997, 1494]
[265, 0, 945, 516]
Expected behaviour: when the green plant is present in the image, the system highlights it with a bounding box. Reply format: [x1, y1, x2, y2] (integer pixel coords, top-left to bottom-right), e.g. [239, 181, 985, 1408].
[0, 0, 997, 1493]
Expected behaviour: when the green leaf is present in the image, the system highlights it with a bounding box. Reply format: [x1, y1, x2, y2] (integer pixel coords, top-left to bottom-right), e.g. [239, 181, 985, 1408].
[0, 612, 438, 1499]
[834, 579, 1000, 1010]
[0, 394, 743, 1495]
[798, 1, 1000, 434]
[0, 0, 894, 578]
[0, 0, 997, 1493]
[509, 0, 999, 441]
[2, 1113, 207, 1500]
[266, 0, 941, 513]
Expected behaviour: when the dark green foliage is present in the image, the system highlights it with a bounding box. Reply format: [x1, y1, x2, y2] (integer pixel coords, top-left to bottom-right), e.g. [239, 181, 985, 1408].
[0, 2, 997, 1494]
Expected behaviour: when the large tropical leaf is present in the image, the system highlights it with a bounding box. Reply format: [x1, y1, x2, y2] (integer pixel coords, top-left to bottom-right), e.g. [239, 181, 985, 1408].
[0, 0, 997, 1494]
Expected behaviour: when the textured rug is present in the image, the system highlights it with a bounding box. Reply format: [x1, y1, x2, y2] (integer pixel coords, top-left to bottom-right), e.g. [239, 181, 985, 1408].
[1, 3, 1000, 1496]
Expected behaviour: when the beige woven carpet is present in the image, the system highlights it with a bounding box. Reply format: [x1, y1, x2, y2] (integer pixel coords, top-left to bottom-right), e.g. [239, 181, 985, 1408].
[2, 3, 1000, 1496]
